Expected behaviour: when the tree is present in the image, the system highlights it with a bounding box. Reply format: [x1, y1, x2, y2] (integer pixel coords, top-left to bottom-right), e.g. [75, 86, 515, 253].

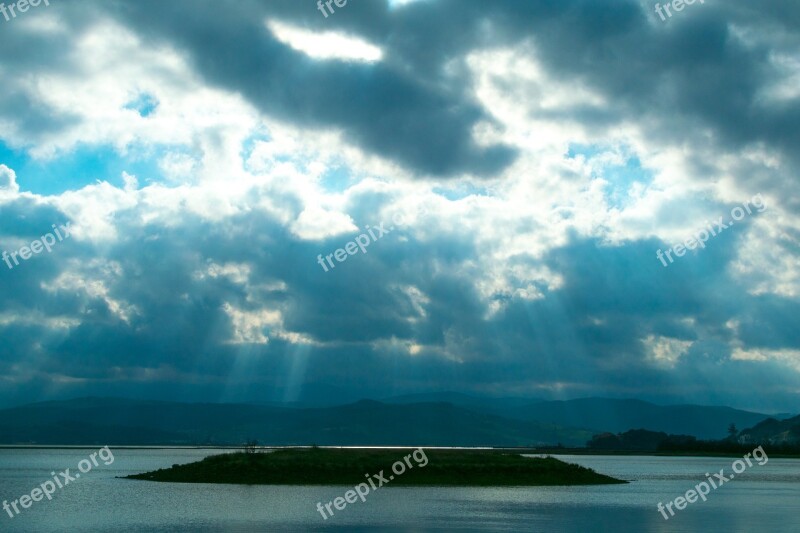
[244, 439, 259, 454]
[728, 423, 738, 440]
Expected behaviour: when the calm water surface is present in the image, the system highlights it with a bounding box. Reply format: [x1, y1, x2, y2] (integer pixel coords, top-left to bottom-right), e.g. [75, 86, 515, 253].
[0, 448, 797, 532]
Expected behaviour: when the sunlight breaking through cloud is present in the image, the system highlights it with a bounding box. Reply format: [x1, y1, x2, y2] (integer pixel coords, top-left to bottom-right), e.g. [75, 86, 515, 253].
[266, 20, 383, 63]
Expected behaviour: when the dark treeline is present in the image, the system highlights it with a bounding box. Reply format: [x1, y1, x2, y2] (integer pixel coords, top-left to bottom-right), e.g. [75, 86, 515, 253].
[658, 439, 800, 455]
[587, 429, 800, 454]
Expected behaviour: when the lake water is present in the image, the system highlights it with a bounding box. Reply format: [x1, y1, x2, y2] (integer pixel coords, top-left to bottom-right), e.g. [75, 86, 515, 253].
[0, 448, 798, 532]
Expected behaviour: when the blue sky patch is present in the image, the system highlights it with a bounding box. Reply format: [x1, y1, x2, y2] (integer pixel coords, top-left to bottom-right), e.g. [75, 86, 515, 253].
[0, 141, 163, 195]
[123, 93, 159, 118]
[567, 143, 654, 209]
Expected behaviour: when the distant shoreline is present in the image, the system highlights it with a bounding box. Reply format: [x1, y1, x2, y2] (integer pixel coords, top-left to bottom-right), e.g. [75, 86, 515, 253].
[2, 445, 799, 458]
[533, 447, 800, 458]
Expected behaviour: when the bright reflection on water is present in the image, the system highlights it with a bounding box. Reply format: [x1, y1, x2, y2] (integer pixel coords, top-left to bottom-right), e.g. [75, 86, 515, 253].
[0, 449, 798, 532]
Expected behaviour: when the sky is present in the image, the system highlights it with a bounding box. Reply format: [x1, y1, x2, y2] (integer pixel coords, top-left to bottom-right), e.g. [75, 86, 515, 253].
[0, 0, 798, 412]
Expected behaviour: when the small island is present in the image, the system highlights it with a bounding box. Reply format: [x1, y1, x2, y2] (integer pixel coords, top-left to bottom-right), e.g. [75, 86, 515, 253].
[125, 448, 626, 486]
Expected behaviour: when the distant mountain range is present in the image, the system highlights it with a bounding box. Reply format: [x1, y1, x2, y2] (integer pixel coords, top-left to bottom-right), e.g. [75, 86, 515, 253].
[382, 392, 543, 411]
[0, 397, 590, 447]
[738, 415, 800, 445]
[384, 394, 778, 440]
[0, 396, 789, 446]
[502, 398, 774, 440]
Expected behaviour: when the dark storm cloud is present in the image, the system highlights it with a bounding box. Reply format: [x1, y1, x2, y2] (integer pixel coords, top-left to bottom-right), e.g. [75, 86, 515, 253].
[108, 0, 800, 174]
[3, 0, 799, 176]
[89, 0, 515, 177]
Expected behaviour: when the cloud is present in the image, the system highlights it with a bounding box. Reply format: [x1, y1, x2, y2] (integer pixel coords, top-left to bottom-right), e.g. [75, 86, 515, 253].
[266, 20, 384, 62]
[0, 0, 798, 412]
[0, 165, 19, 193]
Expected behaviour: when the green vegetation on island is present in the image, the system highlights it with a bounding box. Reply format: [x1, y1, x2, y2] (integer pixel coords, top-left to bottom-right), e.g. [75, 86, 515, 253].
[125, 448, 627, 486]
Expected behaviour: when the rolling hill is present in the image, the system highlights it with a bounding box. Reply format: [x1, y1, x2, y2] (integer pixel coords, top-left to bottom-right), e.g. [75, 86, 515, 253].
[499, 398, 773, 440]
[0, 397, 592, 447]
